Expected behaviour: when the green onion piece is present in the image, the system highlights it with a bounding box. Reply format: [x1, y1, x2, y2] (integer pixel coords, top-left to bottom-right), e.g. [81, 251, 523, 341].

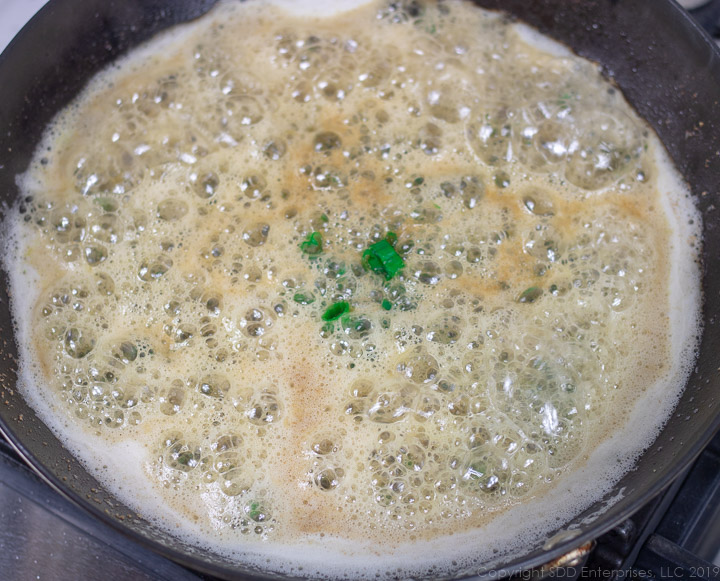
[293, 292, 315, 305]
[322, 300, 350, 322]
[518, 286, 542, 303]
[381, 299, 392, 311]
[325, 261, 346, 277]
[320, 213, 329, 223]
[300, 231, 323, 255]
[94, 196, 119, 213]
[340, 315, 372, 336]
[176, 451, 195, 466]
[362, 239, 405, 280]
[247, 501, 264, 522]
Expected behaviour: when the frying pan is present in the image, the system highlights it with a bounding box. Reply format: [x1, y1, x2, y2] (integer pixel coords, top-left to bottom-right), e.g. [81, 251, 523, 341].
[0, 1, 719, 579]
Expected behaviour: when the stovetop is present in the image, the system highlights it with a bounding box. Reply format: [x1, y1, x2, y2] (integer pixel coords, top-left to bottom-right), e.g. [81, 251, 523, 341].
[2, 1, 720, 580]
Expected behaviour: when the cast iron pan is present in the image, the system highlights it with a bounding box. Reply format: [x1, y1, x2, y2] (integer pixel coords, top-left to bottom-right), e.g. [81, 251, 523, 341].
[0, 1, 719, 579]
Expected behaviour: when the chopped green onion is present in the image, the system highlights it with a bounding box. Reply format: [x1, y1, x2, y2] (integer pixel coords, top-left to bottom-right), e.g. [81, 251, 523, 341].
[320, 213, 329, 223]
[518, 286, 542, 303]
[340, 314, 372, 337]
[381, 299, 392, 311]
[293, 292, 315, 305]
[322, 300, 350, 322]
[94, 196, 119, 213]
[325, 261, 346, 278]
[247, 501, 265, 522]
[300, 231, 323, 255]
[362, 239, 405, 280]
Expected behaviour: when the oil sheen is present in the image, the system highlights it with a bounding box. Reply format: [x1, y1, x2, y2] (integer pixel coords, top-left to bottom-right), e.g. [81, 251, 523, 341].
[2, 0, 702, 578]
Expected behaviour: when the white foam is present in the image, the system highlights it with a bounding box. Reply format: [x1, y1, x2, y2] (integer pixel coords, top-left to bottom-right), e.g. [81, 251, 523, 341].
[514, 22, 576, 59]
[263, 0, 372, 17]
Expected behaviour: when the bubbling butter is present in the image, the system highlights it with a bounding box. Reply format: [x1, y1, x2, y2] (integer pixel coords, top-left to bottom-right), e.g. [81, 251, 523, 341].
[2, 0, 702, 578]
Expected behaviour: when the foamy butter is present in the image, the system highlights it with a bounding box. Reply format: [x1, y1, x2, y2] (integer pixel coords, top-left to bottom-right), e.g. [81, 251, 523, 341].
[2, 0, 702, 578]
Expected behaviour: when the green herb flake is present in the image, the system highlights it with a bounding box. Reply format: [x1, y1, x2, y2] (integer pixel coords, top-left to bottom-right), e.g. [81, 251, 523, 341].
[558, 92, 573, 109]
[176, 452, 194, 466]
[340, 314, 371, 336]
[320, 213, 329, 223]
[247, 501, 264, 522]
[94, 197, 118, 213]
[381, 299, 392, 311]
[362, 239, 405, 280]
[293, 292, 316, 305]
[518, 286, 543, 303]
[326, 261, 346, 277]
[300, 231, 323, 255]
[322, 300, 350, 322]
